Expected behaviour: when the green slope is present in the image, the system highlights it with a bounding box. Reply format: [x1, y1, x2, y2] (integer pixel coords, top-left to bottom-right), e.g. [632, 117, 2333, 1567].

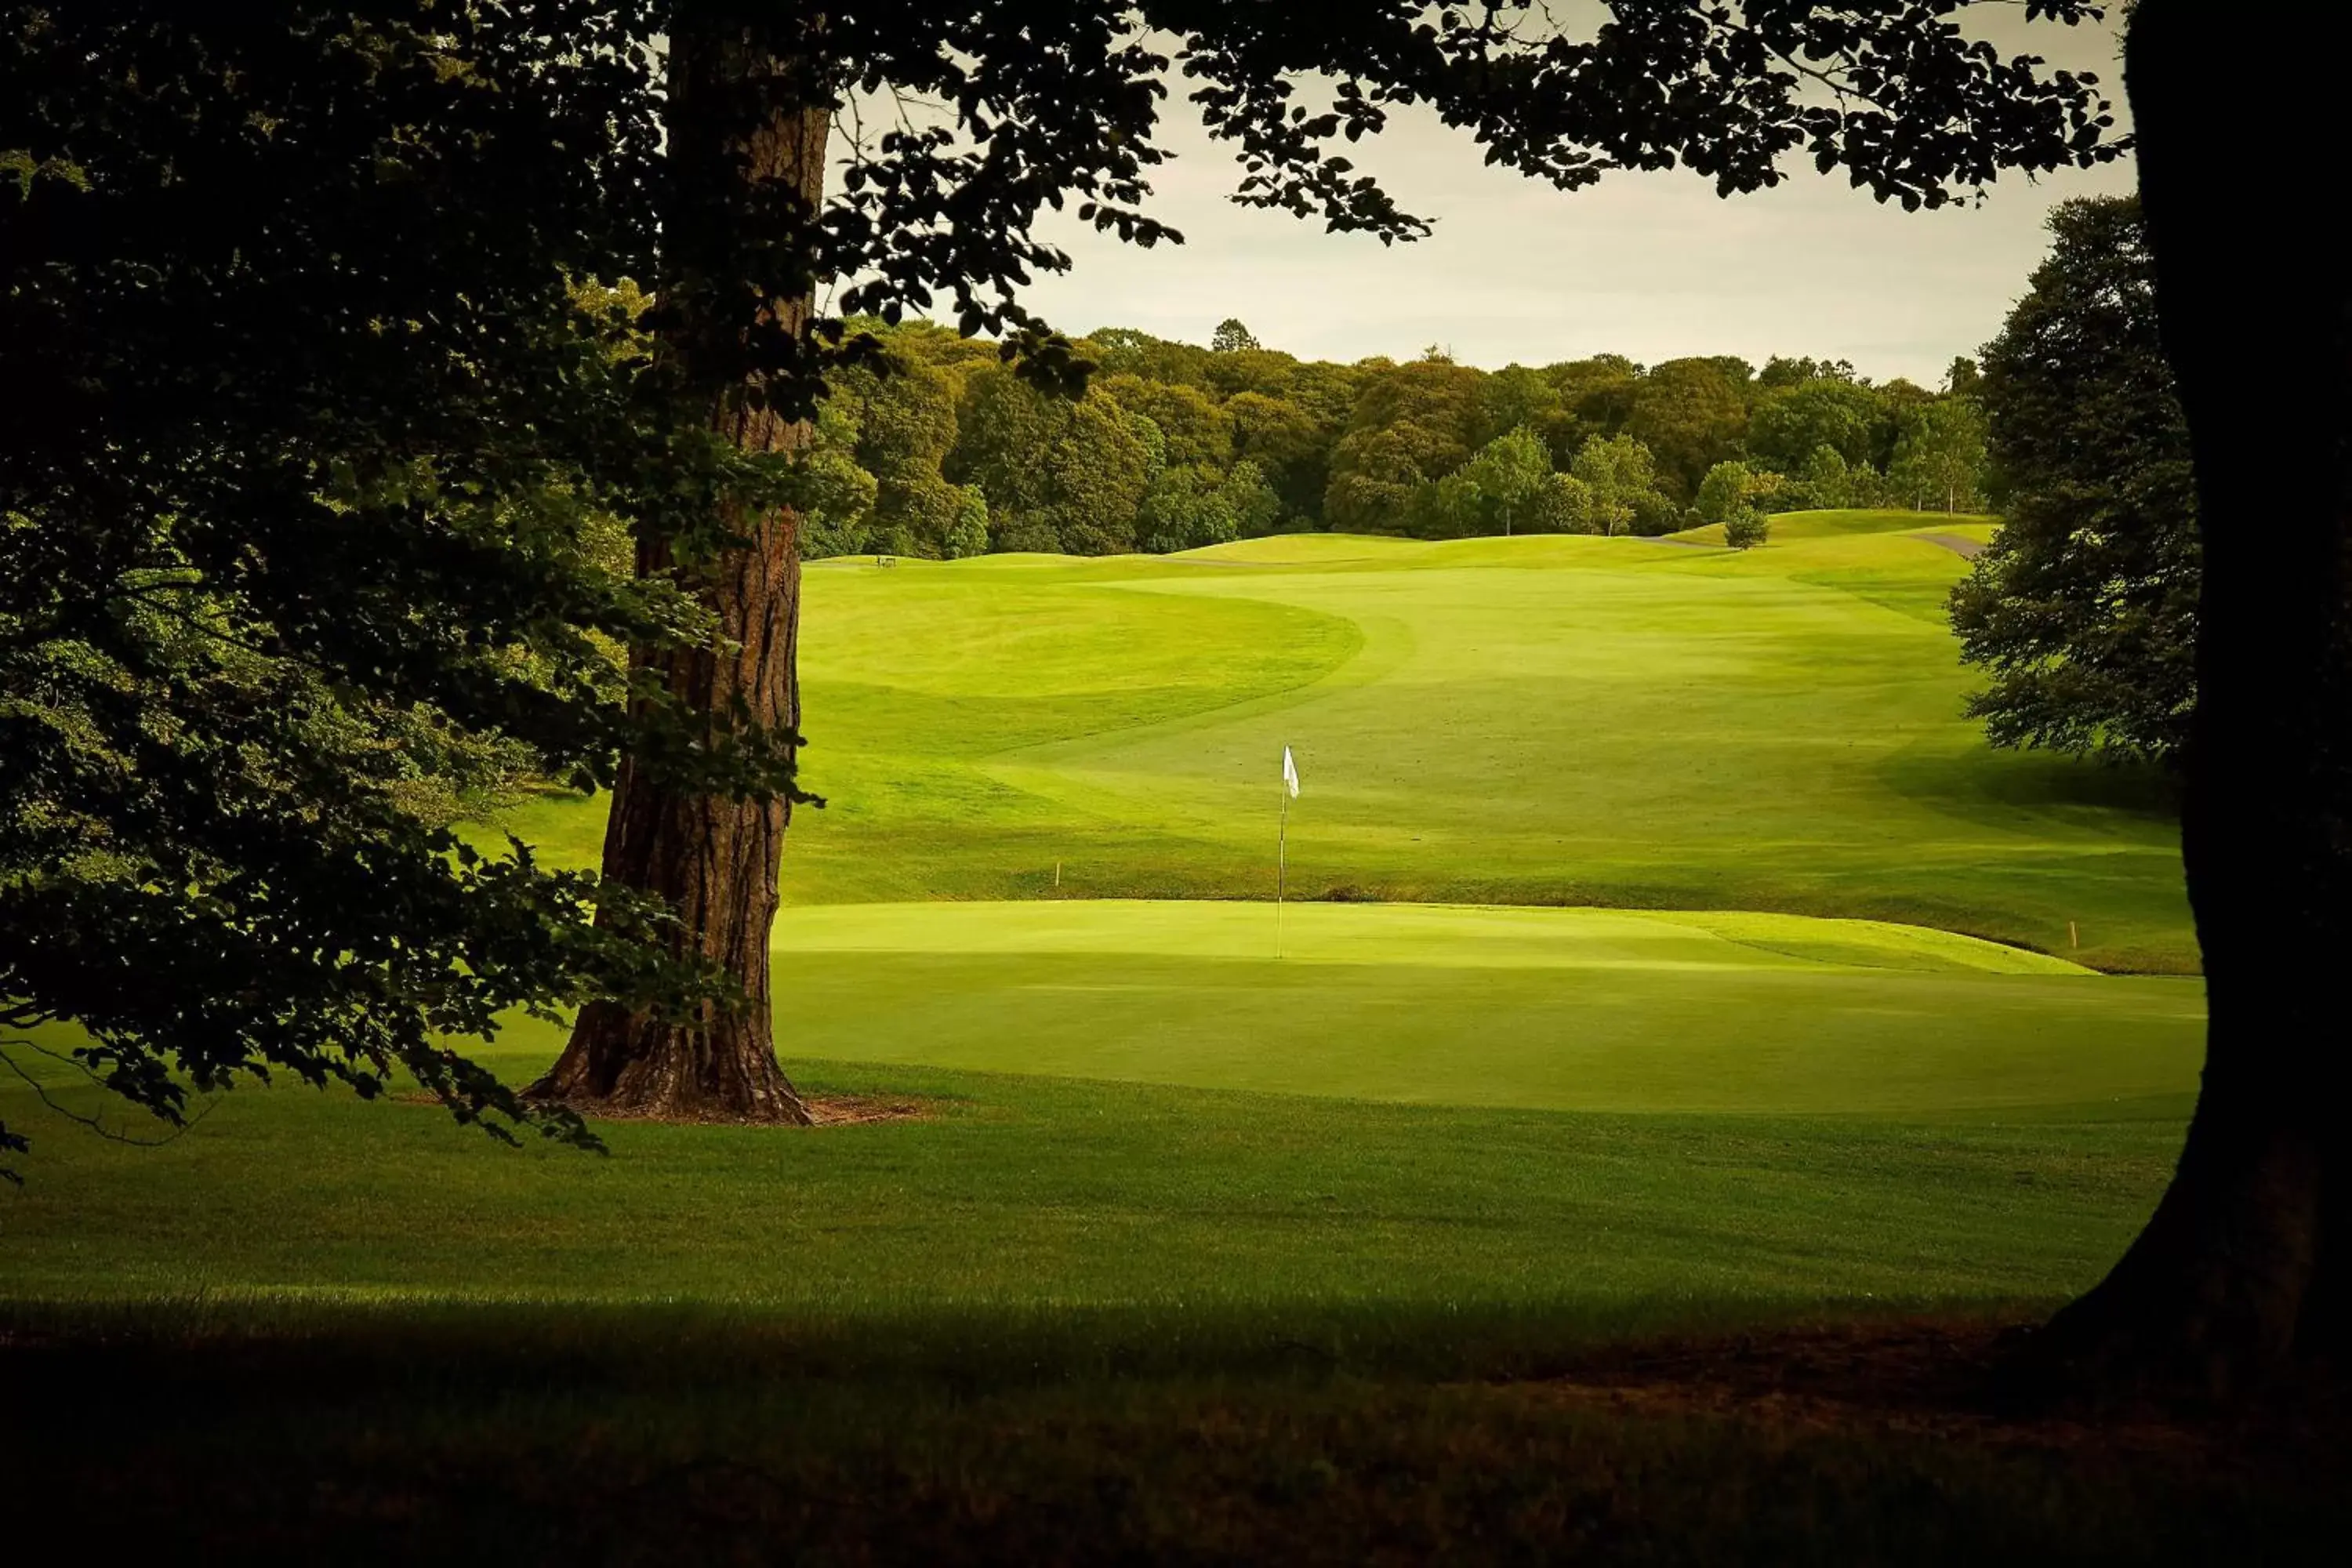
[505, 514, 2187, 971]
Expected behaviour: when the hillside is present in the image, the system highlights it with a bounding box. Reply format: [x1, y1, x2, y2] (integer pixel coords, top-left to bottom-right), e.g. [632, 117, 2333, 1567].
[504, 512, 2191, 972]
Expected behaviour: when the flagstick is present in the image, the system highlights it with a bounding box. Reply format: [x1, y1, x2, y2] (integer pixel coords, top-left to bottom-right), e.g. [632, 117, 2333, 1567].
[1276, 768, 1289, 960]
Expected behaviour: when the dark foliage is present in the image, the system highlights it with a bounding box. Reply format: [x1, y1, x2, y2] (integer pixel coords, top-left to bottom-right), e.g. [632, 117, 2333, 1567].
[1951, 196, 2198, 765]
[2002, 0, 2352, 1391]
[0, 4, 801, 1171]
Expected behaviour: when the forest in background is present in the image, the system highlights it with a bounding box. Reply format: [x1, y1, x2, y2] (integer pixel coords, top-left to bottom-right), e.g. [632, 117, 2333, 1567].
[802, 318, 1994, 558]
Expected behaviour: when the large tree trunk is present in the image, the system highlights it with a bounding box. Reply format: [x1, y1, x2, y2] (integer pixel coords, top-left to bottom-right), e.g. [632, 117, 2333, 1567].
[2024, 0, 2351, 1395]
[532, 17, 825, 1125]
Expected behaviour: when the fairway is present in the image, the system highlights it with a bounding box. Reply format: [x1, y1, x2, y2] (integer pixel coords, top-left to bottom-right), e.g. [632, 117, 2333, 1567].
[5, 510, 2207, 1311]
[2, 1068, 2187, 1319]
[504, 513, 2189, 971]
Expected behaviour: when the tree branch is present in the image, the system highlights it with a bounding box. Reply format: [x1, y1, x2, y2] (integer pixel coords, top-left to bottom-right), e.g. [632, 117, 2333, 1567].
[0, 1037, 220, 1154]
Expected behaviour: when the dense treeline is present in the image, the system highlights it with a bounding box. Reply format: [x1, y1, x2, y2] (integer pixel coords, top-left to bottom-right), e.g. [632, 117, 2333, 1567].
[803, 318, 1991, 557]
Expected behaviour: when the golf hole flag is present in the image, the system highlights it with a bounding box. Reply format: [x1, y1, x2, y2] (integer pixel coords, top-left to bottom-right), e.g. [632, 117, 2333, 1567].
[1276, 744, 1298, 955]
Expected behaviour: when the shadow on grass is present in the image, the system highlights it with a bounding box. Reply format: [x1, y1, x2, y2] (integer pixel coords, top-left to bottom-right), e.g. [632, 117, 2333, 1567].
[2, 1293, 1907, 1389]
[1882, 746, 2181, 826]
[5, 1300, 2346, 1563]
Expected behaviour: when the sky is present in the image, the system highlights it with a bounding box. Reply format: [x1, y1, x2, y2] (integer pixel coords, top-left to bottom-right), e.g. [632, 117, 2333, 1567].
[951, 10, 2139, 387]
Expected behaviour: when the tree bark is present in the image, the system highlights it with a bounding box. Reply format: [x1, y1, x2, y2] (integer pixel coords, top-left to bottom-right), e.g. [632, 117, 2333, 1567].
[532, 16, 826, 1125]
[2024, 0, 2351, 1394]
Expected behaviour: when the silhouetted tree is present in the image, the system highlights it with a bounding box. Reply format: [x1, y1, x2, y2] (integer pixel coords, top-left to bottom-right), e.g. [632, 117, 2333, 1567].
[1210, 318, 1261, 353]
[0, 2, 800, 1163]
[2014, 0, 2352, 1393]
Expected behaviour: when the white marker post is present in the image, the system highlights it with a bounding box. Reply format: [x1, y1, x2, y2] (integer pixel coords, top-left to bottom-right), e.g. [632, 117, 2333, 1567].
[1276, 744, 1300, 957]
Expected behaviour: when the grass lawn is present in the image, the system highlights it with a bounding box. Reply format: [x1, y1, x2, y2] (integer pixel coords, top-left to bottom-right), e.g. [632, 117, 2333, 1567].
[5, 514, 2274, 1560]
[757, 901, 2201, 1116]
[3, 902, 2197, 1313]
[502, 510, 2189, 972]
[0, 1060, 2189, 1323]
[2, 988, 2294, 1562]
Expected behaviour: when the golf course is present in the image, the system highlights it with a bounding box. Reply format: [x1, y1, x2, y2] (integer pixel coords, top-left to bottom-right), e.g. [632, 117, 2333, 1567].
[11, 515, 2303, 1562]
[6, 512, 2203, 1315]
[34, 10, 2352, 1551]
[510, 510, 2191, 971]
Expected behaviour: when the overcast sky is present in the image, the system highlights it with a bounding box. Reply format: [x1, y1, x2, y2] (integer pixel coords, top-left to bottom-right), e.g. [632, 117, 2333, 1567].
[975, 11, 2138, 386]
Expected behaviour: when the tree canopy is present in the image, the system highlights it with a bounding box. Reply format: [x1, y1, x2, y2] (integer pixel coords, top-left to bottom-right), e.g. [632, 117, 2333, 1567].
[0, 2, 801, 1169]
[1950, 196, 2198, 767]
[798, 317, 1994, 554]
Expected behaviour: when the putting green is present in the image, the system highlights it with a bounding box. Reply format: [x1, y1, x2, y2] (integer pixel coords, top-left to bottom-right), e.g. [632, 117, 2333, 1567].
[631, 899, 2205, 1119]
[503, 514, 2190, 971]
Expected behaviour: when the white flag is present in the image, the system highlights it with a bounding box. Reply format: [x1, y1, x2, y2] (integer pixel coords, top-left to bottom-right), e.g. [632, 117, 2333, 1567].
[1281, 745, 1300, 798]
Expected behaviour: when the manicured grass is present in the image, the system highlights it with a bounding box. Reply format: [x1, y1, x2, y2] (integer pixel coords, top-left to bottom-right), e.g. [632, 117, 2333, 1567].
[2, 899, 2197, 1313]
[6, 514, 2252, 1556]
[1, 1055, 2183, 1318]
[4, 510, 2202, 1338]
[2, 993, 2248, 1559]
[755, 902, 2200, 1116]
[501, 512, 2189, 971]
